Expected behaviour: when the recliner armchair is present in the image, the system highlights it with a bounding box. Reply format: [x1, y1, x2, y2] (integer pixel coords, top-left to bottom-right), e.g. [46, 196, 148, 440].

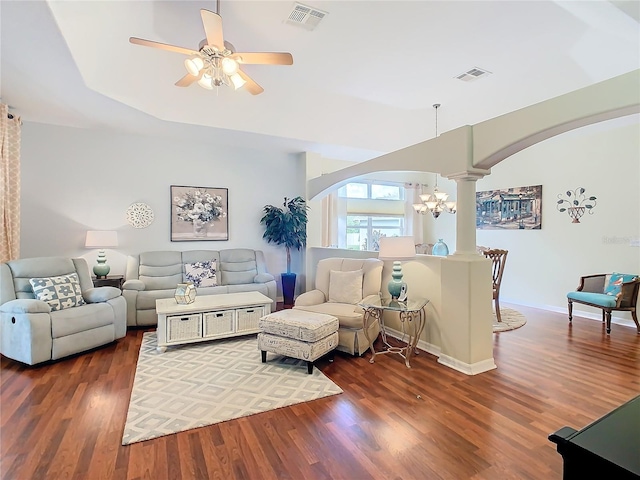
[293, 257, 383, 355]
[0, 257, 127, 365]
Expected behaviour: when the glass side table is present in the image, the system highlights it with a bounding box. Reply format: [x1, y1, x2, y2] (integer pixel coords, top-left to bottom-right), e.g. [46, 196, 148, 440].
[358, 297, 429, 368]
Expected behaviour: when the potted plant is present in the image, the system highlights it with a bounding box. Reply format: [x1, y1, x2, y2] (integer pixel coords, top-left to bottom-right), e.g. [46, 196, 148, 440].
[260, 196, 308, 305]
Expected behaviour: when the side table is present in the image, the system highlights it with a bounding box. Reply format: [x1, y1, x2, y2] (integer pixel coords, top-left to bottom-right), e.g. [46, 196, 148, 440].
[92, 275, 124, 290]
[358, 297, 429, 368]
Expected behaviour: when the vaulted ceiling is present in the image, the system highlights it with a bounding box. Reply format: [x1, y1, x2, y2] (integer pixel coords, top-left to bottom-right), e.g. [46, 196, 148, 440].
[2, 0, 639, 162]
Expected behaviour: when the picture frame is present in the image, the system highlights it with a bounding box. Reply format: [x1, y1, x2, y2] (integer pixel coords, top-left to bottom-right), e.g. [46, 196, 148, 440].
[170, 185, 229, 241]
[476, 185, 542, 230]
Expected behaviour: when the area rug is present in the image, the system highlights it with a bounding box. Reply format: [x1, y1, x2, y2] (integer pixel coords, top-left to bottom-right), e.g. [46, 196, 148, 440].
[122, 332, 343, 445]
[493, 307, 527, 332]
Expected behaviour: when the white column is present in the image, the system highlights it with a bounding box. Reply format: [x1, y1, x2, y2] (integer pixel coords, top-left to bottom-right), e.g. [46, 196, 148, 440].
[447, 173, 486, 256]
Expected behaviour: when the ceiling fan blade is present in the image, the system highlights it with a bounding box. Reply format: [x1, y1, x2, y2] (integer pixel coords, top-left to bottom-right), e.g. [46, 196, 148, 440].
[232, 52, 293, 65]
[200, 9, 224, 49]
[175, 72, 202, 87]
[237, 70, 264, 95]
[129, 37, 198, 56]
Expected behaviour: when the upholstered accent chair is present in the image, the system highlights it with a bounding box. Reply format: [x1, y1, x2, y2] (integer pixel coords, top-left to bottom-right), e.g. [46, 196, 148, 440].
[567, 273, 639, 334]
[0, 257, 126, 365]
[293, 257, 383, 356]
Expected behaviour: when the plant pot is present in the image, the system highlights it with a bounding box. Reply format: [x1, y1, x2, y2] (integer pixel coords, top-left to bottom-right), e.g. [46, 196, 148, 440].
[281, 273, 296, 306]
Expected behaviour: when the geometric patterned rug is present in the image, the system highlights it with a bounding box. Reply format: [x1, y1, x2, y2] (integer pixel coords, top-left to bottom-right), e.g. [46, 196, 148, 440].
[493, 307, 527, 333]
[122, 332, 343, 445]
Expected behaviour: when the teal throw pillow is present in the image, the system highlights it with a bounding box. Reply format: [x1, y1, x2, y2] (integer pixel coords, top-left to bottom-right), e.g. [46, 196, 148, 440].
[603, 273, 638, 298]
[29, 273, 86, 311]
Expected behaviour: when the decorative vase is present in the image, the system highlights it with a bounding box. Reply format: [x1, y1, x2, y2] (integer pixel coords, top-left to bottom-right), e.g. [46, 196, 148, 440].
[567, 206, 585, 223]
[432, 239, 449, 256]
[192, 219, 208, 237]
[175, 283, 197, 304]
[281, 273, 297, 306]
[93, 249, 111, 278]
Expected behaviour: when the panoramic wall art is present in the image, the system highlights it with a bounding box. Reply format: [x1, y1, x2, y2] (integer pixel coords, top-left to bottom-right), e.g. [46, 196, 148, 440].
[476, 185, 542, 230]
[170, 185, 228, 241]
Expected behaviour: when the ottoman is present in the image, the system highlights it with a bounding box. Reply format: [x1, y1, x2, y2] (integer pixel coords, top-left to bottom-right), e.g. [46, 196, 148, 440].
[258, 309, 339, 374]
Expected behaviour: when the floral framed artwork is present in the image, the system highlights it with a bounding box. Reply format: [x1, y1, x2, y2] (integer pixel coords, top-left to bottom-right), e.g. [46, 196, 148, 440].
[171, 185, 228, 241]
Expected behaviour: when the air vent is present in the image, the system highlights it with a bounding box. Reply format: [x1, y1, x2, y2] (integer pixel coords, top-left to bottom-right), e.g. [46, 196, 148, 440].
[455, 67, 492, 82]
[286, 3, 328, 31]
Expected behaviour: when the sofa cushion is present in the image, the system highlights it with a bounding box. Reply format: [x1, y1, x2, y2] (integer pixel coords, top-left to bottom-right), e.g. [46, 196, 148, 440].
[184, 260, 217, 287]
[603, 273, 637, 299]
[567, 291, 618, 308]
[328, 269, 363, 304]
[136, 289, 178, 310]
[29, 273, 85, 311]
[50, 302, 115, 338]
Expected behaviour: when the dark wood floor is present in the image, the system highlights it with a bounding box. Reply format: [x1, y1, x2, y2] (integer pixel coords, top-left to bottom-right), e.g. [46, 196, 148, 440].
[1, 304, 639, 480]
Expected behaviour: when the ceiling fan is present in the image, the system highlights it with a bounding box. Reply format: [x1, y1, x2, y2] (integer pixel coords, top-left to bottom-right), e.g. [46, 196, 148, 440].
[129, 1, 293, 95]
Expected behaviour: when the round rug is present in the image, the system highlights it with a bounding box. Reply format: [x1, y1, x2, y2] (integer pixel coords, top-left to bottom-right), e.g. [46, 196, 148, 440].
[493, 307, 527, 332]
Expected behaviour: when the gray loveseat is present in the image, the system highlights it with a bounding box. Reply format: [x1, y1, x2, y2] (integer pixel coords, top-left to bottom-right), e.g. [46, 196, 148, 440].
[123, 249, 277, 327]
[0, 257, 127, 365]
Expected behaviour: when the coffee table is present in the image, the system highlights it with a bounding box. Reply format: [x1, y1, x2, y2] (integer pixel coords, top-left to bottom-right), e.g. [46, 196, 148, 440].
[155, 291, 272, 352]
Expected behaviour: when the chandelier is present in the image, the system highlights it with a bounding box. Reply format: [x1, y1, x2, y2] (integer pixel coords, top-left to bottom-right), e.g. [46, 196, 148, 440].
[412, 104, 457, 218]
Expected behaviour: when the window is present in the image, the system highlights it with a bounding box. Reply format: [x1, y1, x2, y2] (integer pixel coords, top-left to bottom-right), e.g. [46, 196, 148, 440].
[336, 181, 406, 251]
[347, 215, 404, 251]
[339, 182, 404, 200]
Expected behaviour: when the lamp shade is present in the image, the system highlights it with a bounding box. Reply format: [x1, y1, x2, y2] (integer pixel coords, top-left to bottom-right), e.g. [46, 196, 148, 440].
[85, 231, 118, 248]
[378, 236, 416, 260]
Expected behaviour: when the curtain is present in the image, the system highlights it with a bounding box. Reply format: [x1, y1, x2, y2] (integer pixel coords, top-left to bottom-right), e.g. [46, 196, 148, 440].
[1, 104, 21, 262]
[404, 183, 424, 244]
[321, 190, 347, 248]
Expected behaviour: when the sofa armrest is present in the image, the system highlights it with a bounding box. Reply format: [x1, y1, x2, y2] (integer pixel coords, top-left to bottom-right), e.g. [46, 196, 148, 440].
[0, 298, 51, 314]
[122, 279, 145, 291]
[83, 287, 121, 303]
[294, 289, 326, 307]
[254, 273, 275, 283]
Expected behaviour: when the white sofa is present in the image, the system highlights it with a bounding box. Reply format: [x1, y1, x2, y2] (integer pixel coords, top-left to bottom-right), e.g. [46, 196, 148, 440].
[293, 257, 383, 356]
[0, 257, 126, 365]
[123, 249, 277, 327]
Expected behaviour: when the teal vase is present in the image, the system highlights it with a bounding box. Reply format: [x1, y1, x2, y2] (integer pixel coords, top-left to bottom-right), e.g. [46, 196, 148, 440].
[432, 239, 449, 256]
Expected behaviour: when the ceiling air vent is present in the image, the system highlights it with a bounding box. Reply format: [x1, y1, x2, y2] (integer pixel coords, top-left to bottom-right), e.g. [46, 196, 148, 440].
[455, 67, 492, 82]
[286, 3, 328, 31]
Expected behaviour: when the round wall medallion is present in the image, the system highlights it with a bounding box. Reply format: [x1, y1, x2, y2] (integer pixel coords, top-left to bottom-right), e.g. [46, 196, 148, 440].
[126, 203, 154, 229]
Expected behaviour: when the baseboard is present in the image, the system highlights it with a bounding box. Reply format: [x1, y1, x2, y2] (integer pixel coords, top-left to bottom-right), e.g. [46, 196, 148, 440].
[437, 355, 497, 376]
[384, 326, 496, 375]
[502, 298, 637, 329]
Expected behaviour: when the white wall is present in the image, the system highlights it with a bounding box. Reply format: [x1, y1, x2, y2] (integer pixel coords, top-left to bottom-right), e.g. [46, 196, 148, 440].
[453, 117, 639, 322]
[19, 122, 305, 297]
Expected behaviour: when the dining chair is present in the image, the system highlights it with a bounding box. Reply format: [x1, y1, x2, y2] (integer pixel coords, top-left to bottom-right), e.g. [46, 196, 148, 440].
[483, 249, 509, 322]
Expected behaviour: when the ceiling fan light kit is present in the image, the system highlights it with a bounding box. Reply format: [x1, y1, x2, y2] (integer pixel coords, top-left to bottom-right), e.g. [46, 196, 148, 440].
[129, 3, 293, 95]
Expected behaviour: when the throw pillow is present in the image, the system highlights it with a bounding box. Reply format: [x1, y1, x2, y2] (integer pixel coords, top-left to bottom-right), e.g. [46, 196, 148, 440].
[29, 273, 86, 311]
[328, 269, 364, 304]
[184, 260, 217, 287]
[603, 273, 638, 299]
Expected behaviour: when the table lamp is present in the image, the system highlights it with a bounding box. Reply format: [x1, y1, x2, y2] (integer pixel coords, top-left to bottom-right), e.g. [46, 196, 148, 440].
[378, 236, 416, 300]
[85, 230, 119, 278]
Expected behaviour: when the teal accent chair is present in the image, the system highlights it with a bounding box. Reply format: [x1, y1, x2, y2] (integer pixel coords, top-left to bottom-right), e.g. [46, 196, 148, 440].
[567, 274, 640, 334]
